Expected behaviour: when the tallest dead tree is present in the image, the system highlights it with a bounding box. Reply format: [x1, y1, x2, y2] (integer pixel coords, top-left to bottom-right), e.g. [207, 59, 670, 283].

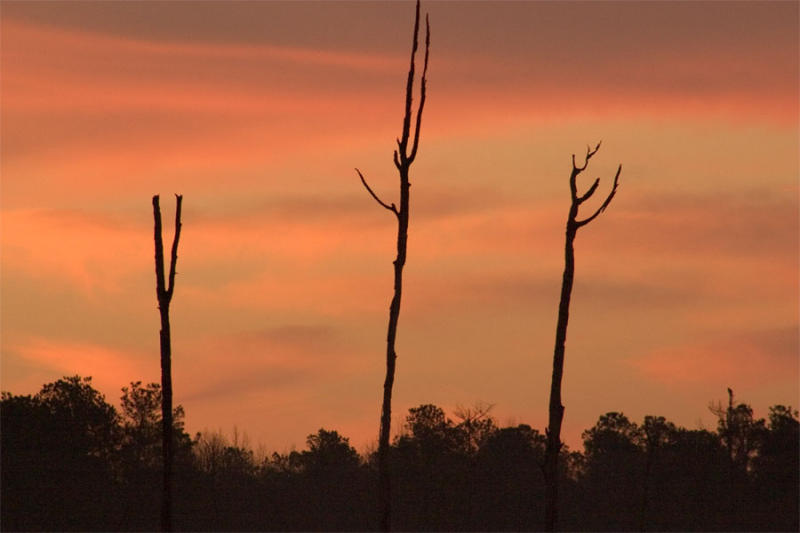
[356, 1, 429, 530]
[153, 194, 183, 532]
[544, 143, 621, 531]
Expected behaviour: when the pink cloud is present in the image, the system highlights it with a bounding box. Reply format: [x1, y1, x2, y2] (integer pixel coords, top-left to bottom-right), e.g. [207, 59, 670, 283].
[2, 18, 400, 119]
[1, 18, 405, 78]
[1, 208, 150, 295]
[8, 337, 154, 398]
[2, 3, 797, 455]
[631, 327, 799, 387]
[5, 184, 794, 321]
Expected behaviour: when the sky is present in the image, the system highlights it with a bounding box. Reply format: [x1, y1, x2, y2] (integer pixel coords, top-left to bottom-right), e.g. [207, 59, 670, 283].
[1, 0, 798, 454]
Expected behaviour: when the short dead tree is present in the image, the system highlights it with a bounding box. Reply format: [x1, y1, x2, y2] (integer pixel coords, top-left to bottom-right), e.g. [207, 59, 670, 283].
[544, 143, 621, 531]
[152, 194, 183, 532]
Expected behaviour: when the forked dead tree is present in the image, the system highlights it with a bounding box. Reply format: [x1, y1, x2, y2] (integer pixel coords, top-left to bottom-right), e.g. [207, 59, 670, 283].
[152, 194, 183, 532]
[356, 2, 429, 530]
[544, 143, 620, 531]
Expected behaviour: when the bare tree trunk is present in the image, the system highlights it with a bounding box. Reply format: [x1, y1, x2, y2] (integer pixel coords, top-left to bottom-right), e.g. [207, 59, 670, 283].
[639, 440, 654, 532]
[544, 144, 620, 531]
[153, 194, 183, 533]
[544, 222, 575, 532]
[357, 3, 429, 530]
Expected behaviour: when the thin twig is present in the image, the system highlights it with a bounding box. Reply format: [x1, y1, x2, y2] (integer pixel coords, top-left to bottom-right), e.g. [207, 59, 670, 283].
[399, 0, 421, 155]
[575, 165, 621, 227]
[153, 196, 166, 298]
[167, 194, 183, 298]
[357, 168, 398, 215]
[408, 15, 430, 163]
[577, 178, 600, 204]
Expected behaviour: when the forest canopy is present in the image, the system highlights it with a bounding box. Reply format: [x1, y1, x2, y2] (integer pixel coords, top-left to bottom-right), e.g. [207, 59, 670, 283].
[2, 375, 797, 531]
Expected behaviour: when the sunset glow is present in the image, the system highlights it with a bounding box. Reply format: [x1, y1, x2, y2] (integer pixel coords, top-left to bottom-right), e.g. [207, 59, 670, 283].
[2, 0, 797, 454]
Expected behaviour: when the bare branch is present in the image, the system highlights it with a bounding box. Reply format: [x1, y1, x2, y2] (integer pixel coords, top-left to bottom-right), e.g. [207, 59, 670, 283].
[577, 178, 600, 204]
[356, 168, 398, 215]
[574, 141, 601, 173]
[166, 194, 183, 298]
[575, 164, 621, 227]
[408, 14, 430, 163]
[399, 0, 421, 155]
[570, 141, 604, 200]
[395, 139, 404, 168]
[574, 153, 588, 172]
[453, 401, 494, 423]
[569, 158, 579, 200]
[153, 195, 166, 298]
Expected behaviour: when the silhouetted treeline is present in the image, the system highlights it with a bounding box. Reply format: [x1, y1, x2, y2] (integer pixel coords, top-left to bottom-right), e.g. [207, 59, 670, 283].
[2, 376, 797, 531]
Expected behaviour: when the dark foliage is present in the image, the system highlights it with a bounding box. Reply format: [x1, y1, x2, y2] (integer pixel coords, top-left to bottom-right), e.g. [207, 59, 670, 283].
[2, 377, 797, 531]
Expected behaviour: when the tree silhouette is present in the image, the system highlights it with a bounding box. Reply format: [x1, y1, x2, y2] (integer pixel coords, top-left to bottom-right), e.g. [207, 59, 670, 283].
[710, 388, 766, 474]
[3, 376, 799, 531]
[152, 194, 183, 532]
[452, 402, 496, 456]
[579, 412, 644, 530]
[1, 376, 121, 531]
[476, 424, 546, 530]
[755, 404, 799, 482]
[355, 1, 429, 530]
[297, 429, 361, 474]
[753, 405, 799, 531]
[120, 381, 163, 469]
[119, 381, 189, 469]
[544, 143, 621, 531]
[639, 415, 677, 530]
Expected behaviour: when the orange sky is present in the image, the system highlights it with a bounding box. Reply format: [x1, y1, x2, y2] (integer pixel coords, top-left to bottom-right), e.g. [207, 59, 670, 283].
[2, 0, 798, 453]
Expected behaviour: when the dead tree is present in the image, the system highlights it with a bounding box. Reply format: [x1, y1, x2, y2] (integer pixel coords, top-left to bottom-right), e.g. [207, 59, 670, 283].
[152, 194, 183, 532]
[544, 143, 620, 531]
[356, 2, 429, 530]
